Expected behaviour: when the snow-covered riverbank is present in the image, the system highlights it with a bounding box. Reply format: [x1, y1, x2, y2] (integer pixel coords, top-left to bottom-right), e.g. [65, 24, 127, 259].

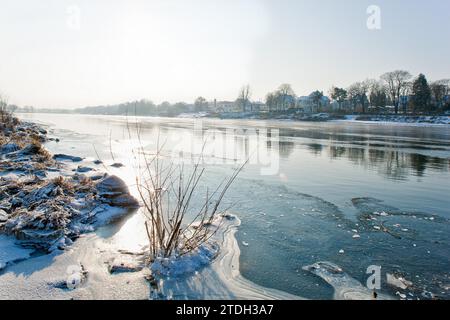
[0, 117, 139, 270]
[350, 115, 450, 125]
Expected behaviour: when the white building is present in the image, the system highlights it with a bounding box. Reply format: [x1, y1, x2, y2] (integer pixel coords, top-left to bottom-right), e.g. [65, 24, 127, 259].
[297, 96, 330, 113]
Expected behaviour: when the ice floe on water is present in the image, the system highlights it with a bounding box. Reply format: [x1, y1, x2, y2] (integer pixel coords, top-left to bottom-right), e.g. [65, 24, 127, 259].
[303, 261, 392, 300]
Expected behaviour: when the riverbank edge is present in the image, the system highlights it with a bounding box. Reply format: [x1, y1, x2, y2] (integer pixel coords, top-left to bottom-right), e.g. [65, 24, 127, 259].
[0, 114, 140, 270]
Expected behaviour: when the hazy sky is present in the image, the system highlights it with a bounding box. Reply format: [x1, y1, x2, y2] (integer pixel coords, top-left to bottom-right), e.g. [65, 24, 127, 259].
[1, 0, 449, 108]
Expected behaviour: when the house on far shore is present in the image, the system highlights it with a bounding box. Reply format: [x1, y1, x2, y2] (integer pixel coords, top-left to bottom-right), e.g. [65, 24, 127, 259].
[297, 96, 330, 113]
[248, 101, 267, 112]
[209, 100, 268, 113]
[209, 100, 238, 113]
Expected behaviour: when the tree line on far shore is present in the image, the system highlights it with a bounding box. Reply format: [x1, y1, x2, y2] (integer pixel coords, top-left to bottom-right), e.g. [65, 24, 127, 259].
[4, 70, 450, 117]
[260, 71, 449, 114]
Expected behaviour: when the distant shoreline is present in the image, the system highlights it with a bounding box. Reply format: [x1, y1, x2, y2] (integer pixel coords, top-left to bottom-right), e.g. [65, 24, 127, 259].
[18, 111, 450, 126]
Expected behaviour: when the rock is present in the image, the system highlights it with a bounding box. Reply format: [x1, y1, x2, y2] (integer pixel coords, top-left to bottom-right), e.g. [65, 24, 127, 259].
[34, 170, 47, 178]
[108, 258, 144, 274]
[96, 175, 130, 194]
[110, 163, 124, 168]
[102, 194, 140, 208]
[90, 174, 106, 181]
[0, 201, 12, 212]
[0, 143, 21, 154]
[396, 292, 407, 299]
[0, 209, 8, 223]
[96, 175, 139, 208]
[66, 264, 88, 290]
[52, 154, 83, 162]
[18, 144, 40, 155]
[75, 166, 94, 173]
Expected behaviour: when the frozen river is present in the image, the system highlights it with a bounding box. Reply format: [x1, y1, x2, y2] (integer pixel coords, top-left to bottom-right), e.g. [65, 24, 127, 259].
[16, 113, 450, 299]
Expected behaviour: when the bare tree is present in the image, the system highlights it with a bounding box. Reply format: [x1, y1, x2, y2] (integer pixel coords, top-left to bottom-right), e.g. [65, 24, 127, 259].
[277, 84, 296, 111]
[0, 94, 9, 123]
[381, 70, 412, 114]
[236, 85, 252, 112]
[400, 81, 413, 113]
[347, 84, 360, 113]
[430, 79, 450, 110]
[368, 80, 388, 110]
[347, 81, 370, 113]
[194, 96, 208, 112]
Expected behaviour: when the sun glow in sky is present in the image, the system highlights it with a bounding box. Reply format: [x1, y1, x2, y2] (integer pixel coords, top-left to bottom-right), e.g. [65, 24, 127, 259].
[1, 0, 449, 108]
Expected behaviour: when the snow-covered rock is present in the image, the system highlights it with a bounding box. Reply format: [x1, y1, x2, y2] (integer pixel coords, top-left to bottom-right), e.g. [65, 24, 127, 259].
[95, 175, 140, 208]
[0, 143, 20, 154]
[52, 154, 83, 162]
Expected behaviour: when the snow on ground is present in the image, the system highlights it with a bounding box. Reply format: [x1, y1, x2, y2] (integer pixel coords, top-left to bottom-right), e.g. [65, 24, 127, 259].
[337, 115, 450, 126]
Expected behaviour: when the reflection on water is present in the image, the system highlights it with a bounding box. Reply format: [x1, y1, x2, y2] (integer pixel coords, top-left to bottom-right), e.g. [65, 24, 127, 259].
[269, 127, 450, 181]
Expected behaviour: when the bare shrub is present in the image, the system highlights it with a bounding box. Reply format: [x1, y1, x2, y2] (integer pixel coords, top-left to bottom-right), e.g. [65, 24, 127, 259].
[135, 143, 244, 260]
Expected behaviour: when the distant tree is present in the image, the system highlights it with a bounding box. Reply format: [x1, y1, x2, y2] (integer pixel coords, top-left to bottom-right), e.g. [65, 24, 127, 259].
[0, 94, 8, 122]
[7, 104, 18, 113]
[265, 92, 276, 112]
[330, 87, 347, 111]
[236, 85, 252, 112]
[276, 84, 296, 111]
[309, 90, 323, 113]
[194, 97, 208, 112]
[265, 84, 296, 112]
[430, 79, 450, 110]
[172, 102, 188, 114]
[133, 99, 156, 116]
[347, 84, 360, 113]
[381, 70, 412, 114]
[368, 81, 387, 110]
[411, 74, 431, 113]
[400, 81, 413, 113]
[158, 101, 171, 116]
[347, 81, 370, 113]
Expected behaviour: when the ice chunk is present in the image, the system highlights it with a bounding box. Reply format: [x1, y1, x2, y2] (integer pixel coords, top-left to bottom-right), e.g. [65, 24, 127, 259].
[387, 273, 413, 290]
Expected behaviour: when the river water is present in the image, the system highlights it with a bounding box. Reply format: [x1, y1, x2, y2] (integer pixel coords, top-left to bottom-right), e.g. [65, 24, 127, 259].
[18, 113, 450, 299]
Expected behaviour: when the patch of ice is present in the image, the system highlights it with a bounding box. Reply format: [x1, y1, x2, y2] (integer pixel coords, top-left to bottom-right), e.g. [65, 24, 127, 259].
[386, 273, 413, 290]
[0, 235, 34, 270]
[303, 261, 392, 300]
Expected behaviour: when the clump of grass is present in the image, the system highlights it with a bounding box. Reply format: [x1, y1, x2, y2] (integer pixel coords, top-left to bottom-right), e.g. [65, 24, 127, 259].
[0, 96, 17, 132]
[78, 175, 93, 186]
[28, 136, 52, 161]
[52, 176, 75, 192]
[136, 144, 244, 260]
